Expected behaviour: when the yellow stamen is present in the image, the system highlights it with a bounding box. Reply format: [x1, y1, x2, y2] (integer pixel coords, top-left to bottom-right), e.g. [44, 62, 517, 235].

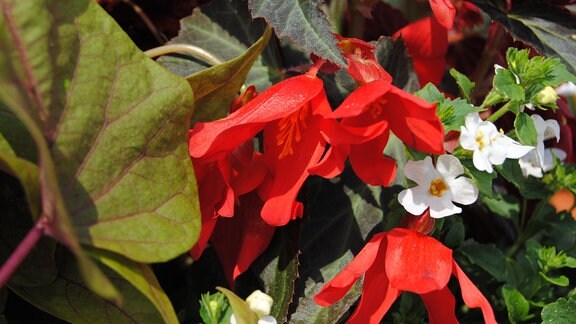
[475, 130, 486, 150]
[429, 178, 448, 197]
[276, 105, 310, 159]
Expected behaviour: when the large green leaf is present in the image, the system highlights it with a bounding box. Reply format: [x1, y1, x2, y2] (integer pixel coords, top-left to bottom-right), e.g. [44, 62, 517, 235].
[0, 0, 199, 263]
[248, 0, 346, 67]
[541, 296, 576, 324]
[158, 0, 281, 92]
[185, 28, 272, 124]
[289, 169, 386, 323]
[11, 250, 169, 324]
[471, 1, 576, 74]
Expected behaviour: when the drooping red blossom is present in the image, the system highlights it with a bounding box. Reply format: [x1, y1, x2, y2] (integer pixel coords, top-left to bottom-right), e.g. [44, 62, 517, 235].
[312, 79, 445, 186]
[394, 16, 448, 86]
[210, 191, 275, 286]
[189, 73, 334, 226]
[314, 228, 496, 324]
[337, 37, 393, 84]
[429, 0, 456, 29]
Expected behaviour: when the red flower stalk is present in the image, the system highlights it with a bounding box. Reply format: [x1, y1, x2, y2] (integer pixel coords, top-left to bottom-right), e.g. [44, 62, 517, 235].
[394, 16, 448, 86]
[189, 72, 334, 226]
[314, 228, 496, 324]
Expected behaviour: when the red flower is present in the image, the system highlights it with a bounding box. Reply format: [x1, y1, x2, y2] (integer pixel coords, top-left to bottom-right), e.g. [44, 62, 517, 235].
[429, 0, 456, 29]
[394, 17, 448, 86]
[189, 74, 333, 226]
[314, 228, 496, 324]
[312, 79, 444, 186]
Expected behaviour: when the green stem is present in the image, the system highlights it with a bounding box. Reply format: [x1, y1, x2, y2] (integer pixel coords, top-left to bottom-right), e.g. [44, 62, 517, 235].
[487, 101, 514, 123]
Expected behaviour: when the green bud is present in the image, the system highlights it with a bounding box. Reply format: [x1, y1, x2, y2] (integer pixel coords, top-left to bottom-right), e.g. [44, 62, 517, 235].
[535, 86, 558, 105]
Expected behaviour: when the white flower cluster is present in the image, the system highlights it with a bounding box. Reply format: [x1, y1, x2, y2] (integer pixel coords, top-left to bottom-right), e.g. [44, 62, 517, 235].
[230, 290, 277, 324]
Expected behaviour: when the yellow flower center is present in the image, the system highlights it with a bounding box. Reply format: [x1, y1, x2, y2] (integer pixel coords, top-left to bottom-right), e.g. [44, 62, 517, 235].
[276, 105, 310, 159]
[475, 130, 486, 150]
[429, 178, 448, 197]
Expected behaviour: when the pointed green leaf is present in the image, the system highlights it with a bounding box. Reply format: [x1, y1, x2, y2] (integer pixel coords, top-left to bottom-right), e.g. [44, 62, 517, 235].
[459, 239, 507, 282]
[186, 28, 272, 124]
[88, 248, 179, 324]
[539, 272, 569, 287]
[450, 68, 475, 101]
[248, 0, 346, 67]
[0, 0, 199, 264]
[502, 285, 531, 323]
[515, 112, 538, 146]
[157, 0, 281, 92]
[11, 250, 168, 323]
[217, 287, 258, 324]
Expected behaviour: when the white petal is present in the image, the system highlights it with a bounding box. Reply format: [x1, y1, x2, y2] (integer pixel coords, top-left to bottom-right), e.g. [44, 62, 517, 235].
[494, 136, 534, 159]
[403, 156, 436, 186]
[429, 197, 462, 218]
[459, 125, 478, 151]
[542, 148, 567, 172]
[448, 177, 478, 205]
[398, 188, 429, 216]
[436, 154, 464, 180]
[545, 119, 561, 142]
[464, 112, 482, 133]
[258, 316, 278, 324]
[230, 315, 238, 324]
[472, 150, 493, 173]
[556, 82, 576, 97]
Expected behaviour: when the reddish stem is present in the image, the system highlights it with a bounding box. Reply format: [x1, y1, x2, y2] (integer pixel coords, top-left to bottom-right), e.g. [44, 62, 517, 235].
[0, 220, 45, 288]
[307, 58, 326, 77]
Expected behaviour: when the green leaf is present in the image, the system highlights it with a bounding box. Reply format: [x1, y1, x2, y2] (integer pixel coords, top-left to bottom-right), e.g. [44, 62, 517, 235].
[217, 287, 259, 324]
[88, 248, 179, 324]
[0, 105, 36, 163]
[248, 0, 346, 67]
[443, 219, 465, 248]
[186, 28, 272, 124]
[481, 194, 520, 221]
[288, 169, 385, 323]
[471, 1, 576, 75]
[515, 112, 538, 146]
[10, 250, 168, 323]
[539, 272, 569, 287]
[374, 37, 419, 92]
[542, 296, 576, 324]
[450, 68, 475, 101]
[252, 222, 299, 323]
[494, 68, 525, 101]
[502, 285, 531, 323]
[496, 160, 550, 200]
[0, 0, 199, 263]
[459, 239, 507, 282]
[158, 0, 281, 92]
[462, 159, 496, 197]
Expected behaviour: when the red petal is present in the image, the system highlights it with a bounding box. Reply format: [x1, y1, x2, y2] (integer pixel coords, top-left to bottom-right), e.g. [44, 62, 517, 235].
[314, 233, 386, 306]
[421, 286, 458, 324]
[349, 136, 397, 186]
[429, 0, 455, 29]
[211, 192, 275, 286]
[347, 239, 401, 324]
[413, 56, 446, 86]
[189, 215, 217, 260]
[308, 145, 350, 179]
[331, 80, 393, 119]
[452, 261, 497, 324]
[381, 87, 445, 154]
[394, 17, 448, 59]
[189, 75, 324, 161]
[260, 98, 328, 226]
[385, 228, 453, 294]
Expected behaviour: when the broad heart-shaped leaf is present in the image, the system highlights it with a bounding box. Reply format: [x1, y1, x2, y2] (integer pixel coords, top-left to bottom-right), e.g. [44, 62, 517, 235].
[541, 296, 576, 324]
[248, 0, 346, 67]
[471, 1, 576, 74]
[288, 169, 385, 323]
[10, 249, 170, 323]
[158, 0, 281, 92]
[185, 28, 272, 124]
[0, 0, 199, 264]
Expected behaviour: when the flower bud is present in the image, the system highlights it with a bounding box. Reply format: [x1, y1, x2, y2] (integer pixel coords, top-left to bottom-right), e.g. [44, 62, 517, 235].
[535, 86, 558, 105]
[246, 290, 274, 318]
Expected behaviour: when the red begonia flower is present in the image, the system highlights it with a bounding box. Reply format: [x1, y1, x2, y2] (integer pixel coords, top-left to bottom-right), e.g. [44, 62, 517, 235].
[429, 0, 456, 29]
[211, 191, 275, 286]
[313, 80, 444, 186]
[394, 17, 448, 86]
[314, 228, 496, 324]
[189, 74, 334, 226]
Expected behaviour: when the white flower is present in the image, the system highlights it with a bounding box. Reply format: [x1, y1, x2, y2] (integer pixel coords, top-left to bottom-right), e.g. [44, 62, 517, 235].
[518, 114, 566, 177]
[459, 112, 533, 173]
[556, 81, 576, 97]
[398, 155, 478, 218]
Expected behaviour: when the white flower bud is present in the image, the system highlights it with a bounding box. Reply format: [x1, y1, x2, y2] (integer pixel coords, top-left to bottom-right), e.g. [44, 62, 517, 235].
[535, 86, 558, 105]
[246, 290, 274, 318]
